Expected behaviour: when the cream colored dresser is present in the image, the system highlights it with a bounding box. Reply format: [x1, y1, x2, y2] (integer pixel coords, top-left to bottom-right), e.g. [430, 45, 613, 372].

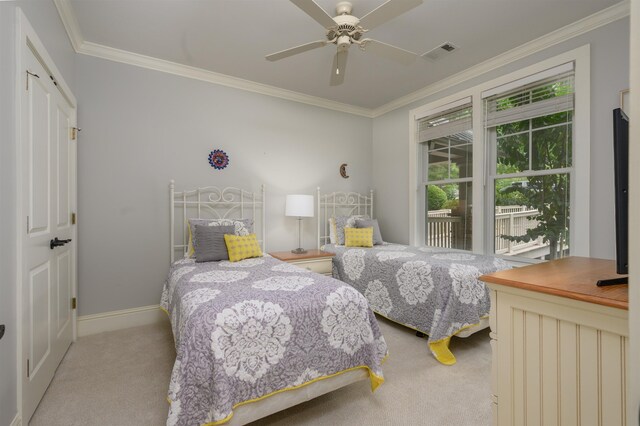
[268, 249, 334, 276]
[480, 257, 629, 426]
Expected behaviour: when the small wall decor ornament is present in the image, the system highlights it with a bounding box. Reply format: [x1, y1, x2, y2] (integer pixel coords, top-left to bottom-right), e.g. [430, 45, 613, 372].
[339, 163, 349, 179]
[208, 149, 230, 170]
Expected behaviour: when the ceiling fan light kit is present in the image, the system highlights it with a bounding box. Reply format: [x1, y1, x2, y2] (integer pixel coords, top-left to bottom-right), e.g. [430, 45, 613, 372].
[266, 0, 424, 85]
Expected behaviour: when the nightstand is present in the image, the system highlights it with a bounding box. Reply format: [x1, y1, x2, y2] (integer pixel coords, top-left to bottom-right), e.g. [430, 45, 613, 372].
[269, 249, 335, 276]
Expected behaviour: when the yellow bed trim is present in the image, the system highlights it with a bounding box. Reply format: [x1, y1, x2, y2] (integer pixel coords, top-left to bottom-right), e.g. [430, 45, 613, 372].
[165, 364, 385, 426]
[371, 310, 488, 366]
[428, 337, 455, 365]
[162, 305, 388, 425]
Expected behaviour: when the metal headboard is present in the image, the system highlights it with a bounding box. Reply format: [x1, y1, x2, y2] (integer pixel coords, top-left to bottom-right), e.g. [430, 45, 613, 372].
[316, 188, 374, 249]
[170, 180, 266, 262]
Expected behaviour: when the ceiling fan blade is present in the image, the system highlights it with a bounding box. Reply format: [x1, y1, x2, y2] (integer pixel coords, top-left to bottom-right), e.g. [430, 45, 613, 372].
[359, 0, 423, 30]
[266, 40, 327, 61]
[290, 0, 336, 29]
[330, 50, 348, 86]
[361, 39, 418, 65]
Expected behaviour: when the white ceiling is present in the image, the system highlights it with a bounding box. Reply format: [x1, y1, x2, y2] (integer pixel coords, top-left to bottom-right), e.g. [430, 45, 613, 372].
[69, 0, 621, 109]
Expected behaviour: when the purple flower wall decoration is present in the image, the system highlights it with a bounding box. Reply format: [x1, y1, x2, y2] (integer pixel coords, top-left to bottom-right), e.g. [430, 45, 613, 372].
[208, 150, 229, 170]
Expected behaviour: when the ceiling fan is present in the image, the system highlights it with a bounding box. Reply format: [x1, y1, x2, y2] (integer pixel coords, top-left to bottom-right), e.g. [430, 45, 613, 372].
[266, 0, 423, 86]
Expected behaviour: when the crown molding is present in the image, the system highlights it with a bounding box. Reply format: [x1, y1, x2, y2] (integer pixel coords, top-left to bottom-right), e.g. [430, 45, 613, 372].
[371, 0, 630, 117]
[52, 0, 373, 117]
[54, 0, 629, 118]
[77, 41, 373, 117]
[53, 0, 83, 52]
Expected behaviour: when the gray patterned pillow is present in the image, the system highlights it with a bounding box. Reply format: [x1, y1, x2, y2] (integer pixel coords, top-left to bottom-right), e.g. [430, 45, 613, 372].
[334, 215, 369, 245]
[355, 218, 384, 245]
[188, 218, 252, 235]
[187, 218, 253, 257]
[194, 225, 234, 262]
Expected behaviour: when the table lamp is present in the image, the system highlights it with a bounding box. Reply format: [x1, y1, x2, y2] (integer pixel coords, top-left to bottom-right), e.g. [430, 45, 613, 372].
[285, 194, 314, 254]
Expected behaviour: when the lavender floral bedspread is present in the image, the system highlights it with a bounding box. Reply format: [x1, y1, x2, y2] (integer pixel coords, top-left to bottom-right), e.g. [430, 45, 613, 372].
[326, 243, 510, 346]
[160, 255, 387, 426]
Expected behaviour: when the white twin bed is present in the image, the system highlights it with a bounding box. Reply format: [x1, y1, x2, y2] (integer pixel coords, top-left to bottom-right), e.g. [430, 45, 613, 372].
[161, 181, 508, 425]
[315, 188, 509, 365]
[162, 182, 386, 426]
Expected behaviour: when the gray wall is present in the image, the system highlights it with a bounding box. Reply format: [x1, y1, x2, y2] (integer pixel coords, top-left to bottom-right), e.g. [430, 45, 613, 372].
[372, 18, 630, 261]
[74, 54, 373, 316]
[0, 1, 76, 425]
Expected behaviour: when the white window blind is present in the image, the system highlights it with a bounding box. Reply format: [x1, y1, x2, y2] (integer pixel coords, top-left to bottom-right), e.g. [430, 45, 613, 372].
[418, 105, 472, 142]
[484, 73, 574, 128]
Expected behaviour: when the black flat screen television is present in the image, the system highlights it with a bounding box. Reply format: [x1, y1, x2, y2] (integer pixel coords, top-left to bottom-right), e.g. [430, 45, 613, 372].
[597, 108, 628, 286]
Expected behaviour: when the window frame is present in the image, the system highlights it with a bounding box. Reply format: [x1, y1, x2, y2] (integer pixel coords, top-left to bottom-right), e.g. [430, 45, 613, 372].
[486, 119, 574, 259]
[418, 103, 474, 249]
[408, 45, 590, 262]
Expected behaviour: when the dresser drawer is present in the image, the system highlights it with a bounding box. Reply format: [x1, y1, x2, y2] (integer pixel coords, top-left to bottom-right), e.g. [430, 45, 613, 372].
[290, 258, 333, 275]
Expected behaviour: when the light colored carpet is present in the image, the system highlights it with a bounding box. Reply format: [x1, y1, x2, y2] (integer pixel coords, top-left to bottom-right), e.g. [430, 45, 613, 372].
[30, 317, 491, 426]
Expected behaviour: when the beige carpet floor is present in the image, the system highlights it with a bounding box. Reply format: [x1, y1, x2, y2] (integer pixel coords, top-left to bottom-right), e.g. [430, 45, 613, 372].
[30, 317, 491, 426]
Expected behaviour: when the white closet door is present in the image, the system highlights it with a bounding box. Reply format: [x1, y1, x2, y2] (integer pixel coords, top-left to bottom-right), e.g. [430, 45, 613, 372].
[21, 45, 76, 422]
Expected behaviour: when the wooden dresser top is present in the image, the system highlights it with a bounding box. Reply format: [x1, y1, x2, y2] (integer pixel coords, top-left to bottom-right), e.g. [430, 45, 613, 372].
[480, 256, 628, 310]
[269, 249, 335, 262]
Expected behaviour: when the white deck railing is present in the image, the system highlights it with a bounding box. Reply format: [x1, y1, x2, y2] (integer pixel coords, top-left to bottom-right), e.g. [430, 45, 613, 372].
[427, 206, 547, 255]
[427, 216, 462, 248]
[494, 209, 542, 254]
[427, 209, 452, 218]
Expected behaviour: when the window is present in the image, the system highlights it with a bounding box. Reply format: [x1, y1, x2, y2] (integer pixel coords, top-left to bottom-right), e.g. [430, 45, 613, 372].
[410, 47, 589, 260]
[485, 71, 574, 260]
[418, 104, 473, 250]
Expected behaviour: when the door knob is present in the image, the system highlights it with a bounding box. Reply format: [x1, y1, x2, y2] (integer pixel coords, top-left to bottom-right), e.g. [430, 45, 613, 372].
[50, 238, 72, 249]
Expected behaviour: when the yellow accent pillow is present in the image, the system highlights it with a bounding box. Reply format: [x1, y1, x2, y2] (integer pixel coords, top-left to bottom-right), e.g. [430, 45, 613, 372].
[224, 233, 263, 262]
[344, 227, 373, 248]
[187, 223, 195, 258]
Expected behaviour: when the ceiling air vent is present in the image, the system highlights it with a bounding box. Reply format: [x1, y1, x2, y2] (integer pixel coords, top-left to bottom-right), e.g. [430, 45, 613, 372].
[422, 42, 459, 61]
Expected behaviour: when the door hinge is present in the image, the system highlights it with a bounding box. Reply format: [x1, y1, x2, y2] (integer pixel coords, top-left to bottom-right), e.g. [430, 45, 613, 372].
[26, 70, 39, 91]
[26, 359, 30, 378]
[70, 127, 81, 140]
[26, 216, 29, 234]
[71, 297, 77, 310]
[71, 212, 76, 225]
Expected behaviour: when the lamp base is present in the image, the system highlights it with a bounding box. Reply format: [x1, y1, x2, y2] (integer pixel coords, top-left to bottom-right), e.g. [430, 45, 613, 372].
[291, 248, 307, 254]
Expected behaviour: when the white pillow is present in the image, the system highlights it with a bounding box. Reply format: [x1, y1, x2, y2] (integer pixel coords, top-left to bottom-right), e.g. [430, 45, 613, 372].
[328, 217, 337, 244]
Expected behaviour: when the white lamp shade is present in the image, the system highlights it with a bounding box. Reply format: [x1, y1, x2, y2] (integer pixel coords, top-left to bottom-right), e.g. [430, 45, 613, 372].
[285, 194, 314, 218]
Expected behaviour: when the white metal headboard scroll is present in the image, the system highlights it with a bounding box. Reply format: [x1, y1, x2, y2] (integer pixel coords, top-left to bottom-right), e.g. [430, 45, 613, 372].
[316, 188, 374, 249]
[170, 180, 266, 263]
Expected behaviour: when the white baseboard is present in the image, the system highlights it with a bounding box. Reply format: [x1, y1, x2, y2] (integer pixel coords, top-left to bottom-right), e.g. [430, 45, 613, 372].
[10, 413, 22, 426]
[77, 304, 167, 337]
